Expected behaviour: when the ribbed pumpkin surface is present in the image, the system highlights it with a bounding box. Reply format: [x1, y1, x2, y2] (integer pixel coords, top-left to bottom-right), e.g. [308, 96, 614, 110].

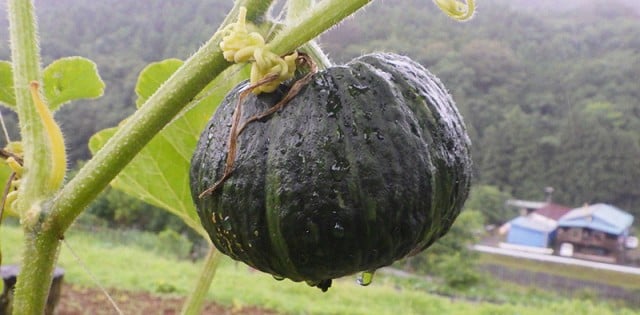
[190, 53, 472, 289]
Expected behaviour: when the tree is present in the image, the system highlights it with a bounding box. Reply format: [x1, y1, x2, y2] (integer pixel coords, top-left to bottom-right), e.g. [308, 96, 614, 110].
[549, 104, 640, 213]
[465, 185, 513, 225]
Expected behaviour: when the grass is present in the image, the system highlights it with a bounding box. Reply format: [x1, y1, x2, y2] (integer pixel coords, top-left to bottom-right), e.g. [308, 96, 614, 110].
[2, 224, 639, 315]
[478, 252, 640, 290]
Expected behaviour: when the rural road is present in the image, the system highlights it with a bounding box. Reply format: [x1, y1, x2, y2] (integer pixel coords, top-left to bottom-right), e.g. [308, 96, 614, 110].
[473, 244, 640, 276]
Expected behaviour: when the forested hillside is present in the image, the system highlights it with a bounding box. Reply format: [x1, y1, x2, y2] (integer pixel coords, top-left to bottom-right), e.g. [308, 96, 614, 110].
[1, 0, 639, 217]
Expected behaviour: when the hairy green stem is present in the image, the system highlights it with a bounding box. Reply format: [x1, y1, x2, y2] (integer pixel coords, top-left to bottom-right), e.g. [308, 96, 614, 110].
[287, 0, 334, 69]
[12, 228, 60, 315]
[268, 0, 372, 54]
[7, 0, 51, 211]
[180, 247, 223, 315]
[6, 0, 62, 314]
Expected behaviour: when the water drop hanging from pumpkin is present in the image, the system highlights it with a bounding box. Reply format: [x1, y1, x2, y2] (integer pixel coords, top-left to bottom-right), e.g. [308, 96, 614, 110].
[356, 270, 375, 286]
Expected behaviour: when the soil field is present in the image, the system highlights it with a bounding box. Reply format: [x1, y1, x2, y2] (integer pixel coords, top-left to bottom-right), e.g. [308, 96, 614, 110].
[56, 284, 279, 315]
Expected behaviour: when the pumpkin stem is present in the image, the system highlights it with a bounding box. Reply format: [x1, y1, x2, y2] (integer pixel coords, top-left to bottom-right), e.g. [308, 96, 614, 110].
[198, 54, 317, 199]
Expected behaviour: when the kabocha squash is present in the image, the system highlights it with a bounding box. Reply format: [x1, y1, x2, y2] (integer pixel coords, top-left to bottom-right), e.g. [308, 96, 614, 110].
[190, 53, 472, 291]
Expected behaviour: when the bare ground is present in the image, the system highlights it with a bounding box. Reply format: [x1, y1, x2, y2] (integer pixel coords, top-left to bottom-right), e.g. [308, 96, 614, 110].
[55, 284, 279, 315]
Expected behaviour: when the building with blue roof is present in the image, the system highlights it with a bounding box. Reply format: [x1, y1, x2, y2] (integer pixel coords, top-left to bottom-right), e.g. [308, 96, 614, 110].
[555, 203, 634, 263]
[506, 215, 557, 248]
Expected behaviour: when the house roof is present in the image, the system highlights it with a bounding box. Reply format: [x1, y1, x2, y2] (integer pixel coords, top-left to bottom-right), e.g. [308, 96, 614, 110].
[558, 203, 634, 235]
[506, 199, 547, 210]
[510, 215, 557, 233]
[533, 203, 572, 221]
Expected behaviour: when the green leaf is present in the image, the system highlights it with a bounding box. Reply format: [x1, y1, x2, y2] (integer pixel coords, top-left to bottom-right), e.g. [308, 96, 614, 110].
[43, 57, 105, 111]
[0, 61, 16, 109]
[135, 58, 183, 108]
[89, 60, 248, 237]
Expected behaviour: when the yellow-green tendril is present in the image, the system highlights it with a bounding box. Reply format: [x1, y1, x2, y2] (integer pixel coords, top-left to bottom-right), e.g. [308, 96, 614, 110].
[220, 7, 298, 94]
[433, 0, 475, 21]
[29, 81, 67, 190]
[1, 142, 23, 217]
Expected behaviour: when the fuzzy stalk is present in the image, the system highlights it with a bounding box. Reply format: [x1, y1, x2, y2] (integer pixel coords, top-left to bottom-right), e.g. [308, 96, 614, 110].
[287, 0, 334, 69]
[268, 0, 372, 55]
[180, 247, 223, 315]
[7, 0, 52, 211]
[6, 0, 63, 313]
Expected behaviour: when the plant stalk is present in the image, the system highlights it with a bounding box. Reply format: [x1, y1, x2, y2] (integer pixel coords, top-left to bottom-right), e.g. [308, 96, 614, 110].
[7, 0, 51, 211]
[6, 0, 63, 313]
[268, 0, 372, 55]
[287, 0, 334, 69]
[180, 246, 223, 315]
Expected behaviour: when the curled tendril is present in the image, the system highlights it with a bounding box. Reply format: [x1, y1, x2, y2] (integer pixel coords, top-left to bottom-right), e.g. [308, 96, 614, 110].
[1, 142, 23, 217]
[219, 7, 298, 94]
[433, 0, 475, 21]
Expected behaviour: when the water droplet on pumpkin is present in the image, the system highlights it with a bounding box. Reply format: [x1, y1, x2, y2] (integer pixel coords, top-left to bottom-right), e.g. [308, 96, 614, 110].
[363, 132, 370, 143]
[332, 223, 345, 238]
[326, 95, 342, 117]
[273, 275, 285, 281]
[294, 133, 304, 147]
[347, 84, 369, 97]
[336, 128, 344, 143]
[221, 216, 232, 231]
[330, 158, 351, 181]
[357, 270, 375, 286]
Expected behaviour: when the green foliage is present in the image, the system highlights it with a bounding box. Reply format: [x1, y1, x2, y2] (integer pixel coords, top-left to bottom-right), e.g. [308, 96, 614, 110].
[156, 228, 192, 260]
[85, 187, 187, 233]
[42, 57, 105, 111]
[0, 61, 15, 107]
[549, 105, 640, 210]
[400, 210, 484, 289]
[465, 185, 513, 225]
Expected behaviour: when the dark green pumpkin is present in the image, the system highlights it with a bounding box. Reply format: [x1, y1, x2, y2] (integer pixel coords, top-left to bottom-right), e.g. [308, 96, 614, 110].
[190, 53, 472, 290]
